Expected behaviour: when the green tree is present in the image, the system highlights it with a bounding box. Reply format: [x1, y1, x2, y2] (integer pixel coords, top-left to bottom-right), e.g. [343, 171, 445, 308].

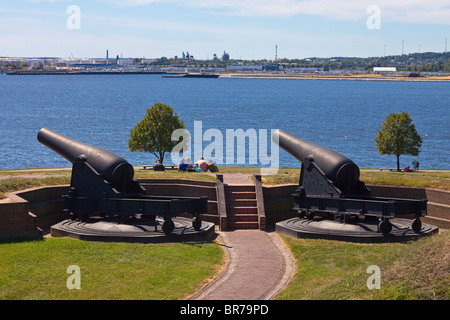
[128, 103, 185, 164]
[375, 111, 423, 171]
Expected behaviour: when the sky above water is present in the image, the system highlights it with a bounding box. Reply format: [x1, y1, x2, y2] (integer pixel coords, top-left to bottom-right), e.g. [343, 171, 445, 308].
[1, 0, 449, 59]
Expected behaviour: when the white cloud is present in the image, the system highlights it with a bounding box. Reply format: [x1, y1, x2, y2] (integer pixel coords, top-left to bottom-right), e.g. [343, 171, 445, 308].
[102, 0, 450, 24]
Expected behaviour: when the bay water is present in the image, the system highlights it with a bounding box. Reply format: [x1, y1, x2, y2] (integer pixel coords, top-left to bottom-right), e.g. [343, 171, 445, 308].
[0, 74, 448, 170]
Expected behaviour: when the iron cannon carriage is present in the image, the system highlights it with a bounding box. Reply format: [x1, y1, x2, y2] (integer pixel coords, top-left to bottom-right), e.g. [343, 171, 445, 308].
[38, 128, 207, 234]
[273, 130, 426, 234]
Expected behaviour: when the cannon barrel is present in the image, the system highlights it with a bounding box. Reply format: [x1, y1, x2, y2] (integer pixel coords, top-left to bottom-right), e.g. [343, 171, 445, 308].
[37, 128, 134, 192]
[273, 129, 360, 192]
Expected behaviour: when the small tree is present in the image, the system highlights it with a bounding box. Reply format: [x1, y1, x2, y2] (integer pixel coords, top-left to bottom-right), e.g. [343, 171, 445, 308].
[128, 103, 185, 164]
[375, 111, 423, 171]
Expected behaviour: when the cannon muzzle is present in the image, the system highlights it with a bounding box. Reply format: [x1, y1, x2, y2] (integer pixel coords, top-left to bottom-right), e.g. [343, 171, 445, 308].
[273, 129, 360, 193]
[37, 128, 134, 192]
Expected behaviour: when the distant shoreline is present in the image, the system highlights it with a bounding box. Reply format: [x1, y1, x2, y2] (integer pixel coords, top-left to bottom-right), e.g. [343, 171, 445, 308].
[3, 70, 450, 82]
[222, 73, 450, 82]
[3, 70, 166, 75]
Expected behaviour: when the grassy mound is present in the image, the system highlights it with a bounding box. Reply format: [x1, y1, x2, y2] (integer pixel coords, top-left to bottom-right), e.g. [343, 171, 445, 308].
[276, 231, 449, 300]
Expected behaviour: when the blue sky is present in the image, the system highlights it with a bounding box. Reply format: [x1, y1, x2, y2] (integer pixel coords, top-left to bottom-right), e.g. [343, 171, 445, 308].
[1, 0, 449, 59]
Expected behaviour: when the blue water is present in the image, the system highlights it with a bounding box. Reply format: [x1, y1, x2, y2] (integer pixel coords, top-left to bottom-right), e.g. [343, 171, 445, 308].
[0, 74, 449, 169]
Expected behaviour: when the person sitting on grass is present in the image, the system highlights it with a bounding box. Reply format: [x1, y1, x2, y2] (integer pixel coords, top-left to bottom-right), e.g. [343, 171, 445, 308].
[185, 158, 196, 172]
[208, 159, 219, 172]
[178, 158, 188, 172]
[153, 158, 165, 171]
[195, 156, 208, 172]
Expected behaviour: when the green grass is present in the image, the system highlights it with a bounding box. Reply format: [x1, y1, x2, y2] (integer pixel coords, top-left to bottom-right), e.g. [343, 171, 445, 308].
[360, 169, 450, 191]
[261, 168, 450, 191]
[276, 231, 450, 300]
[0, 176, 70, 199]
[1, 167, 448, 199]
[134, 169, 216, 182]
[261, 167, 300, 185]
[0, 237, 224, 300]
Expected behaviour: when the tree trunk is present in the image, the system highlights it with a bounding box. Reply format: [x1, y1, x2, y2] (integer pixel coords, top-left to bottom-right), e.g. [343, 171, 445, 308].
[396, 155, 400, 172]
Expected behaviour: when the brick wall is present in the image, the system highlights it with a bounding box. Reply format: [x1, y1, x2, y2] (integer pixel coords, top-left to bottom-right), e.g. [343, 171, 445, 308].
[131, 179, 219, 224]
[261, 184, 449, 229]
[262, 184, 297, 227]
[368, 185, 450, 229]
[0, 194, 38, 239]
[1, 181, 448, 239]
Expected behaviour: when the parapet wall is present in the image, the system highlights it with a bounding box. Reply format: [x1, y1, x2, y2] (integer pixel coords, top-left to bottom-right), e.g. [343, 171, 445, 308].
[0, 195, 37, 239]
[0, 181, 448, 239]
[262, 184, 450, 230]
[263, 184, 297, 227]
[0, 179, 219, 239]
[0, 185, 70, 239]
[138, 179, 219, 224]
[367, 185, 450, 229]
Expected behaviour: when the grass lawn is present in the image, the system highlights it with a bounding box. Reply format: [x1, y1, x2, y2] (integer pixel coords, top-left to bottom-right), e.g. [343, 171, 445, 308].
[0, 176, 70, 199]
[0, 237, 224, 300]
[0, 166, 449, 300]
[261, 168, 450, 191]
[276, 231, 450, 300]
[1, 167, 449, 199]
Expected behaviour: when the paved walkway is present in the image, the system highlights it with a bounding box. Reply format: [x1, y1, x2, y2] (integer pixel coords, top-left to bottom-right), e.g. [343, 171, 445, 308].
[221, 173, 254, 185]
[188, 173, 295, 300]
[188, 230, 295, 300]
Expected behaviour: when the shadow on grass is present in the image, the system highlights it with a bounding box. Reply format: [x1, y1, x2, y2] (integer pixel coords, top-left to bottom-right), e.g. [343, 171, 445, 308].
[0, 235, 44, 244]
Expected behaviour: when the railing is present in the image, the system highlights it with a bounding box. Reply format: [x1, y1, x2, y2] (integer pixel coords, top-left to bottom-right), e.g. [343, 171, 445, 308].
[253, 174, 266, 230]
[216, 174, 228, 231]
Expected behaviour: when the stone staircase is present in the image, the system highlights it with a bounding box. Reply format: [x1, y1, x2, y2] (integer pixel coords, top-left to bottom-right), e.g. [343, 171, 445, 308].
[225, 185, 260, 230]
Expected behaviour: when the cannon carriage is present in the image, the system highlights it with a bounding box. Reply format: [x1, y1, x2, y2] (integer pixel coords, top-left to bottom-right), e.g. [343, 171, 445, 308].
[273, 130, 426, 234]
[38, 128, 207, 234]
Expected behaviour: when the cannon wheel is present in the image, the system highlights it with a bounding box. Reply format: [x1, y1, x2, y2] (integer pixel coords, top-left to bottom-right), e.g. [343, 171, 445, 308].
[412, 218, 422, 233]
[163, 219, 175, 234]
[193, 216, 202, 231]
[379, 219, 392, 235]
[70, 212, 78, 221]
[119, 215, 129, 223]
[306, 211, 315, 220]
[298, 210, 307, 219]
[141, 214, 156, 222]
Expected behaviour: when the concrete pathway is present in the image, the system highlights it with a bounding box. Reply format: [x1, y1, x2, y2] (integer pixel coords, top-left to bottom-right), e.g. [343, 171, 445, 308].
[188, 230, 295, 300]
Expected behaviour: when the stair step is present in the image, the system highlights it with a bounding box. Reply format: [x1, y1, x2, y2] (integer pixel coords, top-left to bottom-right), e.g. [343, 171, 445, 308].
[225, 185, 255, 192]
[227, 206, 258, 214]
[225, 191, 256, 199]
[222, 184, 261, 230]
[428, 202, 450, 220]
[227, 221, 260, 229]
[226, 199, 257, 207]
[228, 214, 259, 222]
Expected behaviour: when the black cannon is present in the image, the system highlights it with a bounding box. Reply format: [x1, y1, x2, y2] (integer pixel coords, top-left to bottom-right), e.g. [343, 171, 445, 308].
[38, 128, 207, 234]
[273, 130, 426, 234]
